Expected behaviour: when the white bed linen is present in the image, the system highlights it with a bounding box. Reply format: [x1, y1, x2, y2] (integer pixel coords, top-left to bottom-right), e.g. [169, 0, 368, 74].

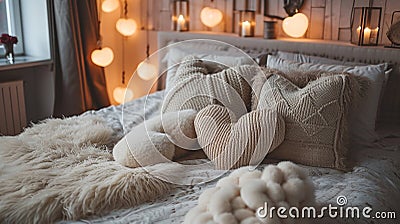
[62, 91, 400, 224]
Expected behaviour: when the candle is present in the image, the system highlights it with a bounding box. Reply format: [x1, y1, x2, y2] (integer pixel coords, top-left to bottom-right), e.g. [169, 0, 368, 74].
[369, 27, 379, 44]
[241, 21, 251, 36]
[357, 26, 361, 40]
[363, 27, 371, 45]
[177, 14, 186, 31]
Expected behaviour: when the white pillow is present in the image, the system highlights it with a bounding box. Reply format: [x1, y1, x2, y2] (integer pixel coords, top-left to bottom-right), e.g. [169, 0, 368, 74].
[276, 51, 391, 81]
[267, 55, 386, 146]
[164, 47, 254, 93]
[276, 51, 365, 66]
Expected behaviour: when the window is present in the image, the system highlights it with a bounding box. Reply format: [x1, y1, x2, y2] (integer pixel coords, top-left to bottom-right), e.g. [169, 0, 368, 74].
[0, 0, 24, 54]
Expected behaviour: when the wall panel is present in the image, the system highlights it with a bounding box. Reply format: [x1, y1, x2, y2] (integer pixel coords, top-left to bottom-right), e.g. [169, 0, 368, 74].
[145, 0, 398, 45]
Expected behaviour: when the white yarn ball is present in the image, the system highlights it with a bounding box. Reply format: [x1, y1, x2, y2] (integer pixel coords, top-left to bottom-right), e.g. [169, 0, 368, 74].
[199, 187, 219, 207]
[238, 170, 262, 187]
[261, 165, 284, 184]
[240, 179, 270, 210]
[282, 178, 307, 206]
[277, 161, 307, 180]
[266, 182, 285, 203]
[231, 196, 246, 210]
[233, 208, 254, 221]
[214, 213, 238, 224]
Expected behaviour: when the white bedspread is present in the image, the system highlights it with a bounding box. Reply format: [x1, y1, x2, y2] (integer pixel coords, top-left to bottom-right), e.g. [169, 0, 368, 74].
[63, 91, 400, 224]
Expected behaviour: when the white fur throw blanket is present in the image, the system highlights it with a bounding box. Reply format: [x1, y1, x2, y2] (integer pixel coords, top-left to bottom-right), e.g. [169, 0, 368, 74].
[0, 116, 171, 223]
[184, 161, 315, 224]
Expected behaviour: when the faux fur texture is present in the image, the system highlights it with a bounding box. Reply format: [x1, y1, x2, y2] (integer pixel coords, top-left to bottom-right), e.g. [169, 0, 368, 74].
[184, 161, 315, 224]
[113, 109, 198, 168]
[0, 116, 171, 223]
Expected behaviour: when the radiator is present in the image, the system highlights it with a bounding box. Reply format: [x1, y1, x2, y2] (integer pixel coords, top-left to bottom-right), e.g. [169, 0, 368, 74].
[0, 81, 27, 136]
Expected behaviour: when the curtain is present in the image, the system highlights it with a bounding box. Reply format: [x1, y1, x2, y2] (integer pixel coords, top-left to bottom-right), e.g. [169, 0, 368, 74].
[53, 0, 110, 117]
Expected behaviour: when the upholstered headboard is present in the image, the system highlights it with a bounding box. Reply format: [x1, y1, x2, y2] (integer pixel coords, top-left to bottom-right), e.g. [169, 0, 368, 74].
[157, 31, 400, 125]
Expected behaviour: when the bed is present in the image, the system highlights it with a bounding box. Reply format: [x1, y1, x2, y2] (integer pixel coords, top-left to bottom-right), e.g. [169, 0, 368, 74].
[1, 31, 400, 224]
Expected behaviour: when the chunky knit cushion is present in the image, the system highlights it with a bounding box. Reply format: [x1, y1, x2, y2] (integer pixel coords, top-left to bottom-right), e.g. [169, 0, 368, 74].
[113, 110, 198, 168]
[184, 161, 315, 224]
[257, 73, 358, 170]
[162, 56, 260, 118]
[195, 104, 285, 170]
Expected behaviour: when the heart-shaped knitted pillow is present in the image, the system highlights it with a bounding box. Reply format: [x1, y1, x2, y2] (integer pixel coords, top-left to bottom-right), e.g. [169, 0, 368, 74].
[195, 104, 285, 170]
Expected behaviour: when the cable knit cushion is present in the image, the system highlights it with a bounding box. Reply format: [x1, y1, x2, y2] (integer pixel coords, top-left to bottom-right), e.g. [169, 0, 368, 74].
[184, 161, 315, 223]
[266, 55, 384, 147]
[162, 56, 260, 118]
[195, 104, 285, 170]
[257, 72, 359, 170]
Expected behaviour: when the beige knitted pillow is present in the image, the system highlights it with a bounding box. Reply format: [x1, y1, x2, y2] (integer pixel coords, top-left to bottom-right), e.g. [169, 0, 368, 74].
[257, 73, 356, 170]
[162, 56, 260, 118]
[195, 104, 285, 170]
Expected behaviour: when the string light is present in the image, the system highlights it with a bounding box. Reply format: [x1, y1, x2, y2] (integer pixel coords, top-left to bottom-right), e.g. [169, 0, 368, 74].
[92, 1, 114, 67]
[101, 0, 119, 13]
[91, 47, 114, 67]
[113, 6, 134, 105]
[116, 0, 137, 37]
[137, 0, 157, 81]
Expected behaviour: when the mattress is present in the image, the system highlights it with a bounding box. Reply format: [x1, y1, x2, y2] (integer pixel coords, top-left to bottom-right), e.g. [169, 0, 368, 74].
[59, 91, 400, 224]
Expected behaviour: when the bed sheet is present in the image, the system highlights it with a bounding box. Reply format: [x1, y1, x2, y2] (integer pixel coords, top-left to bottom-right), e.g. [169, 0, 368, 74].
[65, 91, 400, 224]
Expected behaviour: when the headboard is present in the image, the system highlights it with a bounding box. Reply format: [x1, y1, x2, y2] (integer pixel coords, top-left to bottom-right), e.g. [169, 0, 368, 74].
[157, 31, 400, 125]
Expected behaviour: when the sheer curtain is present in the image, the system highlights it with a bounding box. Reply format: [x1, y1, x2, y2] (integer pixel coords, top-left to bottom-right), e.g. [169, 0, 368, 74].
[52, 0, 110, 117]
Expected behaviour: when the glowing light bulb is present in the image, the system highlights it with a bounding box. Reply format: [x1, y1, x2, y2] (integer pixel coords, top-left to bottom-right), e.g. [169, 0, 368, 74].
[91, 47, 114, 67]
[102, 0, 119, 13]
[113, 86, 134, 104]
[282, 13, 309, 38]
[116, 18, 138, 37]
[200, 7, 223, 28]
[137, 60, 158, 81]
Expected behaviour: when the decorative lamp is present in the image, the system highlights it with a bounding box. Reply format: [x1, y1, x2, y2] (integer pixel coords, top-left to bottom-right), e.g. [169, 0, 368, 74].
[91, 47, 114, 67]
[264, 0, 309, 38]
[172, 0, 189, 31]
[200, 6, 223, 28]
[102, 0, 119, 13]
[238, 10, 255, 37]
[351, 5, 382, 46]
[282, 12, 309, 38]
[116, 0, 138, 37]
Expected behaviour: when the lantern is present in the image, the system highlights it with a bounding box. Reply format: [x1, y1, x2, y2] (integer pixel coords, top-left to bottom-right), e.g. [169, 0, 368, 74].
[238, 10, 255, 37]
[351, 7, 382, 46]
[172, 0, 189, 31]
